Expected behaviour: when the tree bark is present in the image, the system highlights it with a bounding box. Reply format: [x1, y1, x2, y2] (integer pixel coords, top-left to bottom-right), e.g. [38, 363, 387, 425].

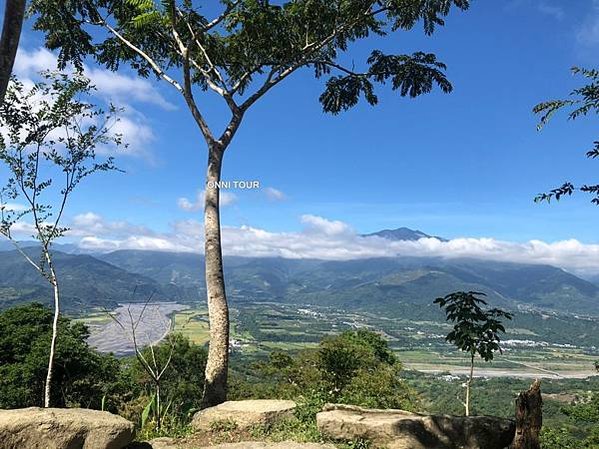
[0, 0, 26, 104]
[201, 146, 230, 408]
[510, 379, 542, 449]
[44, 252, 60, 408]
[465, 353, 474, 416]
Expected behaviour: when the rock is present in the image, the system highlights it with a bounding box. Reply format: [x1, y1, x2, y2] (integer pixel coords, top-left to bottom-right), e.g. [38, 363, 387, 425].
[316, 404, 515, 449]
[0, 407, 135, 449]
[191, 400, 297, 432]
[144, 439, 177, 449]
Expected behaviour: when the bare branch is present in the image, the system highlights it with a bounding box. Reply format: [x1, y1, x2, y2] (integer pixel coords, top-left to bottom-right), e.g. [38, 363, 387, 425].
[203, 0, 240, 32]
[100, 20, 183, 93]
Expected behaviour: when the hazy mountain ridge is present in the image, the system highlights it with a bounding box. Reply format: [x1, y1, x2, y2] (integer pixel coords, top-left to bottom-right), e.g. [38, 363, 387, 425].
[98, 250, 599, 315]
[1, 225, 598, 316]
[0, 249, 183, 312]
[362, 227, 448, 242]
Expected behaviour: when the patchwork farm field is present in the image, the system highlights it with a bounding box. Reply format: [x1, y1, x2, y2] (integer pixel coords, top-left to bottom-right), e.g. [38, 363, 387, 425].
[169, 301, 599, 380]
[82, 300, 599, 379]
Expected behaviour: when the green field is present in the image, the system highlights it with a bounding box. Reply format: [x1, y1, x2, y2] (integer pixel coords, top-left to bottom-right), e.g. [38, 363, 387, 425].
[159, 301, 599, 380]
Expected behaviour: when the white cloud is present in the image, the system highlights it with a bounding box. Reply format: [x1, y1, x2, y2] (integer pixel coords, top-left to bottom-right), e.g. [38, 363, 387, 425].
[301, 214, 353, 236]
[537, 2, 564, 20]
[10, 47, 174, 161]
[85, 67, 176, 110]
[577, 0, 599, 46]
[0, 202, 28, 212]
[13, 47, 176, 110]
[13, 47, 57, 75]
[12, 213, 599, 277]
[264, 187, 286, 201]
[178, 189, 237, 212]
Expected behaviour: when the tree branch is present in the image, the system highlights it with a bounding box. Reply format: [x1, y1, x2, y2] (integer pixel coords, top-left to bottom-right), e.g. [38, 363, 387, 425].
[203, 0, 240, 32]
[100, 20, 183, 93]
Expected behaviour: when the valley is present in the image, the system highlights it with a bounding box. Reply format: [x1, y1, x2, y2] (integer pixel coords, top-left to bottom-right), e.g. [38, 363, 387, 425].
[82, 300, 599, 379]
[3, 244, 599, 379]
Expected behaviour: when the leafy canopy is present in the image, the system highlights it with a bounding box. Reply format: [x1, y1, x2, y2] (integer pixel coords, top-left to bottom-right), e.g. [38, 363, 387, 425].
[0, 303, 126, 409]
[434, 291, 512, 362]
[534, 67, 599, 205]
[252, 330, 415, 410]
[30, 0, 469, 134]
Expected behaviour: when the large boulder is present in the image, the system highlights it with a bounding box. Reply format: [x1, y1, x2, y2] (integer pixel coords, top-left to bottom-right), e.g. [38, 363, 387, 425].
[316, 404, 515, 449]
[191, 400, 297, 432]
[0, 407, 135, 449]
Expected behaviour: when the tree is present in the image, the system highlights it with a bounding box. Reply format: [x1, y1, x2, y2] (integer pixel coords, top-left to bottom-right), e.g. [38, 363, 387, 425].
[30, 0, 470, 406]
[434, 291, 512, 416]
[127, 333, 207, 431]
[0, 303, 126, 409]
[0, 72, 122, 407]
[255, 330, 415, 411]
[534, 67, 599, 205]
[0, 0, 26, 104]
[108, 296, 177, 431]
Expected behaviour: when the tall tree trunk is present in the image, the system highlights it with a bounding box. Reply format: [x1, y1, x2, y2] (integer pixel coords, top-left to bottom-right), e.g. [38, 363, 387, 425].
[465, 353, 474, 416]
[202, 146, 229, 408]
[510, 380, 542, 449]
[0, 0, 26, 104]
[44, 253, 59, 408]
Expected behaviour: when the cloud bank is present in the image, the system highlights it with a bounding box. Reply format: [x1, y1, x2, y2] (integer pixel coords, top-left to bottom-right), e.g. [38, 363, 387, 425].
[22, 213, 597, 277]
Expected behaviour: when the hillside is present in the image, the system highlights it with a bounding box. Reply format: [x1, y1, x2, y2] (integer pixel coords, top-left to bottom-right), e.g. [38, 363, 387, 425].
[0, 249, 181, 312]
[99, 250, 599, 315]
[2, 230, 599, 316]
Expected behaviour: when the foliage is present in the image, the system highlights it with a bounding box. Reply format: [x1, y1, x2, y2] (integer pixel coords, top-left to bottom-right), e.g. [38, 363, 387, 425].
[534, 67, 599, 205]
[0, 71, 123, 406]
[251, 330, 416, 412]
[125, 333, 207, 433]
[30, 0, 469, 121]
[0, 303, 128, 409]
[434, 291, 512, 415]
[434, 291, 512, 363]
[541, 427, 581, 449]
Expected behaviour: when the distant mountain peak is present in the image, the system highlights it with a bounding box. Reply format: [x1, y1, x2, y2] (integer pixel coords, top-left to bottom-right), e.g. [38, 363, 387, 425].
[362, 227, 447, 242]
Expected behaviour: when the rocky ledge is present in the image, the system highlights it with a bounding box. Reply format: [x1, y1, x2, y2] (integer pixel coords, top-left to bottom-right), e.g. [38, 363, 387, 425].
[0, 407, 135, 449]
[317, 403, 515, 449]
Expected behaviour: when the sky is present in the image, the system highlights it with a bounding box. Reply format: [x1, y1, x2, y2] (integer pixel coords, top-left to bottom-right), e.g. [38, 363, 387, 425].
[3, 1, 599, 275]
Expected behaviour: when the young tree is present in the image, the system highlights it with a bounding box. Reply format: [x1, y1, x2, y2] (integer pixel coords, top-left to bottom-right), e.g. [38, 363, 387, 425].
[534, 67, 599, 205]
[30, 0, 470, 406]
[107, 295, 176, 431]
[0, 72, 121, 407]
[0, 0, 26, 103]
[434, 291, 512, 416]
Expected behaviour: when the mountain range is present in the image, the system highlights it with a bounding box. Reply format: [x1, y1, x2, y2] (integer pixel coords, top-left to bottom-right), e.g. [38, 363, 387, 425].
[1, 227, 598, 316]
[362, 227, 448, 242]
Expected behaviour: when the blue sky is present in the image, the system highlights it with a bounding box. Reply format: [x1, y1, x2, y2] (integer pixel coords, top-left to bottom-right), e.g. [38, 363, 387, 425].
[4, 1, 599, 274]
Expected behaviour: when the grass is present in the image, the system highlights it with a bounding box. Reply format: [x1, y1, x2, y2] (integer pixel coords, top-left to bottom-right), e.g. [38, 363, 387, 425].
[144, 415, 373, 449]
[173, 309, 211, 345]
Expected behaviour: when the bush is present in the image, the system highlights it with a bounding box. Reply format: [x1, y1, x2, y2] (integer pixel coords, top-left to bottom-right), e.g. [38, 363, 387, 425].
[124, 333, 207, 432]
[0, 303, 127, 409]
[249, 330, 417, 413]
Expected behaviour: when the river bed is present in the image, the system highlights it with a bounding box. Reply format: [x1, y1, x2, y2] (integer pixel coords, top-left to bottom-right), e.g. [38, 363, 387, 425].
[87, 302, 189, 356]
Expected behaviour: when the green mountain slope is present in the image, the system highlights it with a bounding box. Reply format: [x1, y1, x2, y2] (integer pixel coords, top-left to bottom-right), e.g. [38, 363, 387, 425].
[99, 251, 599, 315]
[0, 250, 178, 312]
